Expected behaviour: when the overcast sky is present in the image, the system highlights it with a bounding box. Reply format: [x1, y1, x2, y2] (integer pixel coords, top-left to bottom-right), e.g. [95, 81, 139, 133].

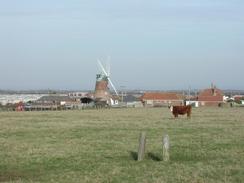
[0, 0, 243, 90]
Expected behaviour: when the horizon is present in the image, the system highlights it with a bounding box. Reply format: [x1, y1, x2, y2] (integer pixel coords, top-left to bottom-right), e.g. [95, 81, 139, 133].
[0, 0, 243, 90]
[1, 87, 244, 93]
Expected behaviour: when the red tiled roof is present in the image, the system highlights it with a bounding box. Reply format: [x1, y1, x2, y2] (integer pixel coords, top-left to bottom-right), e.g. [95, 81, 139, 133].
[141, 92, 183, 101]
[233, 95, 244, 101]
[198, 88, 223, 102]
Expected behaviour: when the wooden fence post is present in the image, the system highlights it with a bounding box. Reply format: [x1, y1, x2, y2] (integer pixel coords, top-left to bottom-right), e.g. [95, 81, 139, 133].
[162, 134, 170, 161]
[137, 132, 146, 161]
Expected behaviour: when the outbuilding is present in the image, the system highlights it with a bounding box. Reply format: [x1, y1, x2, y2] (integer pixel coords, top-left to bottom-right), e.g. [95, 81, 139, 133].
[28, 95, 80, 110]
[140, 92, 184, 107]
[197, 86, 224, 107]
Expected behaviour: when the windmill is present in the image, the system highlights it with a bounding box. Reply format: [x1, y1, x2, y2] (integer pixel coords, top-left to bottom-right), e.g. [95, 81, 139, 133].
[94, 58, 119, 106]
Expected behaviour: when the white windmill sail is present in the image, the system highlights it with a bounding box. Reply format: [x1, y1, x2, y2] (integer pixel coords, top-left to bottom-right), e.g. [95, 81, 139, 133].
[97, 59, 119, 96]
[106, 56, 111, 77]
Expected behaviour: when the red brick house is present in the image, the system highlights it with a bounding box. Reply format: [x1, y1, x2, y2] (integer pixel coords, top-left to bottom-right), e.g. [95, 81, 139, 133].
[197, 86, 224, 107]
[15, 102, 25, 111]
[233, 95, 244, 103]
[140, 92, 184, 107]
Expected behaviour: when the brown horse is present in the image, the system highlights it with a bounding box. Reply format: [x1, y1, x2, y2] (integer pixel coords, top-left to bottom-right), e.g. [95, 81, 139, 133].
[169, 105, 192, 118]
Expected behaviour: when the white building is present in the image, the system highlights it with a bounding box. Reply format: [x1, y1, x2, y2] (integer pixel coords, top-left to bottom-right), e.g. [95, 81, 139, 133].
[0, 94, 45, 105]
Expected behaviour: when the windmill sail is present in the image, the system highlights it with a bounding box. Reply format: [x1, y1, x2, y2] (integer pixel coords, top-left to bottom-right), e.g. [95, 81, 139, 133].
[97, 59, 118, 96]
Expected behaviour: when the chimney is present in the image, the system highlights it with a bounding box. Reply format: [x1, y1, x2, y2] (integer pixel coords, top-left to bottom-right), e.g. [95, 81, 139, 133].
[211, 84, 217, 96]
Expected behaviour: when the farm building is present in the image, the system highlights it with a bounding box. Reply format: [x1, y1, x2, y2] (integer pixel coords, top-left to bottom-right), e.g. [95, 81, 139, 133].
[185, 96, 199, 107]
[26, 95, 81, 110]
[232, 95, 244, 103]
[140, 92, 184, 107]
[122, 95, 143, 108]
[68, 92, 94, 104]
[197, 86, 224, 107]
[68, 92, 86, 98]
[68, 92, 92, 100]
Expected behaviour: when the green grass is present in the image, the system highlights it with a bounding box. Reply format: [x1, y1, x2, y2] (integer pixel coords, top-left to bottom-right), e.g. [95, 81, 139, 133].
[0, 107, 244, 183]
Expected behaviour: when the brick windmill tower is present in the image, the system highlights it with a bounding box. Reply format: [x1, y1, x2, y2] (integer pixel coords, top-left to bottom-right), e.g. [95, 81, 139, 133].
[94, 59, 119, 105]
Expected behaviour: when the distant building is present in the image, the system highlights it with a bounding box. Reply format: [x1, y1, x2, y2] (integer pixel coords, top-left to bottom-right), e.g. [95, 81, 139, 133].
[122, 95, 143, 108]
[197, 86, 224, 107]
[36, 95, 74, 104]
[16, 102, 25, 111]
[232, 95, 244, 102]
[0, 94, 44, 105]
[140, 92, 184, 107]
[68, 92, 92, 103]
[123, 95, 139, 103]
[185, 96, 199, 107]
[27, 95, 80, 110]
[68, 92, 89, 98]
[241, 100, 244, 105]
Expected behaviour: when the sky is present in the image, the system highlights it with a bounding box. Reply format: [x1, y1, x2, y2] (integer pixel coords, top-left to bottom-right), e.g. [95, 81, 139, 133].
[0, 0, 243, 90]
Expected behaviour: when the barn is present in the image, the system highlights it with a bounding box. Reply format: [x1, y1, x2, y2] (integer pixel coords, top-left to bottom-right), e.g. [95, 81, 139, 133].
[122, 95, 143, 108]
[27, 95, 80, 110]
[140, 92, 184, 107]
[233, 95, 244, 103]
[197, 86, 224, 107]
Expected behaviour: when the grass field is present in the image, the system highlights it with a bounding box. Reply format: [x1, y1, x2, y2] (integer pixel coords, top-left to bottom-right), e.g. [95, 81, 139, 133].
[0, 107, 244, 183]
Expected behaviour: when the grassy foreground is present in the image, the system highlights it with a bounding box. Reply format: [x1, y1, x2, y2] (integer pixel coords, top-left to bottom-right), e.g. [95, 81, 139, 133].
[0, 107, 244, 183]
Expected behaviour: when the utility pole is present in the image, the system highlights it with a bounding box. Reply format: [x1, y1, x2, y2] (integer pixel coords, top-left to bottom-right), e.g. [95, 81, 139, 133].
[120, 86, 125, 102]
[188, 86, 191, 98]
[188, 86, 191, 105]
